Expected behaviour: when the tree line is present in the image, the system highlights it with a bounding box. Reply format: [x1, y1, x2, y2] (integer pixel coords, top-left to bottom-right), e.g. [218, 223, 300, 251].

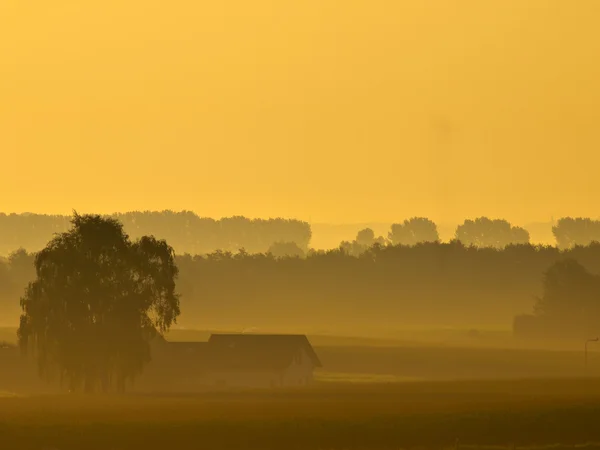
[5, 239, 600, 338]
[335, 217, 600, 257]
[0, 212, 312, 256]
[3, 213, 600, 393]
[2, 213, 600, 257]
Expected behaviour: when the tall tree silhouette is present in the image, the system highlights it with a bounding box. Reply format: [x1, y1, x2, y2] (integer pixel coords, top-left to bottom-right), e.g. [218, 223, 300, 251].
[17, 213, 180, 393]
[388, 217, 439, 246]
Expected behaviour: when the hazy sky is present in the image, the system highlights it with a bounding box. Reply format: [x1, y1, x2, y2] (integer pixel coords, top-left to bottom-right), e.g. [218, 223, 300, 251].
[1, 1, 599, 223]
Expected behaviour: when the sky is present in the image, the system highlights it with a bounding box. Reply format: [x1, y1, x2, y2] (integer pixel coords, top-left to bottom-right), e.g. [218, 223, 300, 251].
[1, 1, 599, 224]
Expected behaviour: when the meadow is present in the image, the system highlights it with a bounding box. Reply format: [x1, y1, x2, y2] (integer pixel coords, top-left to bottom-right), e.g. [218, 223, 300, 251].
[3, 326, 600, 449]
[3, 326, 600, 394]
[2, 380, 600, 449]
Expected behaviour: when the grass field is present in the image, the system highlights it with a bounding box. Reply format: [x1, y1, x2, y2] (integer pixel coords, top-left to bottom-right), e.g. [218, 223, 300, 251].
[2, 379, 600, 449]
[3, 326, 600, 449]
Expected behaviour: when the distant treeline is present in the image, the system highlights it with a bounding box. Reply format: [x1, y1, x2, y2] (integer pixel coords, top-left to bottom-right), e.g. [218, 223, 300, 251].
[0, 212, 311, 256]
[339, 217, 600, 256]
[2, 213, 599, 256]
[4, 242, 600, 331]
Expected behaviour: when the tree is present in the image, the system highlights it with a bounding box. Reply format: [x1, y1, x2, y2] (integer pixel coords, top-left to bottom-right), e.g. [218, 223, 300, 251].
[455, 217, 530, 249]
[8, 248, 35, 289]
[510, 226, 530, 245]
[338, 228, 388, 257]
[17, 213, 180, 393]
[552, 217, 600, 249]
[267, 241, 305, 259]
[388, 217, 439, 246]
[534, 259, 598, 317]
[516, 259, 600, 340]
[355, 228, 375, 248]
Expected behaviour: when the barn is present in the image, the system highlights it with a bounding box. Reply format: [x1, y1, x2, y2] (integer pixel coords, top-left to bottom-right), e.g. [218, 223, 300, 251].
[157, 334, 322, 389]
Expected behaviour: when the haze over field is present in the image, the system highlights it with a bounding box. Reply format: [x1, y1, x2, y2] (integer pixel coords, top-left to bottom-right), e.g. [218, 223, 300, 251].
[2, 1, 600, 224]
[4, 3, 600, 448]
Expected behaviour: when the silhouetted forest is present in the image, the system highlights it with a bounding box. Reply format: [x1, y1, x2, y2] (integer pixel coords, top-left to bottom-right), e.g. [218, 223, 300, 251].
[0, 212, 311, 255]
[3, 213, 600, 257]
[4, 241, 600, 333]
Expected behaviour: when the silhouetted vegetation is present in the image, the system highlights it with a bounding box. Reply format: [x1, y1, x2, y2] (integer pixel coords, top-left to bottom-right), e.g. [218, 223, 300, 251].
[6, 240, 600, 333]
[389, 217, 439, 245]
[6, 213, 600, 257]
[455, 217, 530, 248]
[0, 212, 312, 256]
[514, 259, 600, 340]
[17, 214, 180, 393]
[339, 227, 387, 256]
[552, 217, 600, 249]
[6, 214, 600, 335]
[267, 241, 305, 259]
[171, 242, 600, 331]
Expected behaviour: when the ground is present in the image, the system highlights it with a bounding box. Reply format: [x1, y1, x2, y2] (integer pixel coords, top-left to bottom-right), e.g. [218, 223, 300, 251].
[2, 327, 600, 449]
[2, 379, 600, 449]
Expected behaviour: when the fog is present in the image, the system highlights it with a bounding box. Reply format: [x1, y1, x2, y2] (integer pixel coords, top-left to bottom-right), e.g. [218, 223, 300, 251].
[2, 2, 600, 447]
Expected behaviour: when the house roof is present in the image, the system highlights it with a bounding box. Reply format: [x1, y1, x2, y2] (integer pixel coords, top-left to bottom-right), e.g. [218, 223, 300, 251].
[164, 334, 322, 372]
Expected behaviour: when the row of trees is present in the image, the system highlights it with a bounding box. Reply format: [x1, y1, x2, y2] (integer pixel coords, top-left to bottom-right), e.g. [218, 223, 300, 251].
[339, 217, 529, 256]
[0, 212, 311, 256]
[6, 239, 600, 341]
[337, 217, 600, 256]
[1, 213, 600, 256]
[3, 214, 600, 392]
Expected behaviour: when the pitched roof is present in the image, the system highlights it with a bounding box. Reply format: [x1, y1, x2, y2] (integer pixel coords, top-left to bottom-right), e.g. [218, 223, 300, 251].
[164, 334, 321, 372]
[207, 334, 322, 371]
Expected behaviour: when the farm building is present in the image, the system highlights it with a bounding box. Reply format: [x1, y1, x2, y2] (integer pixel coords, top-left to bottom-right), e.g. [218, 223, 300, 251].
[153, 334, 322, 389]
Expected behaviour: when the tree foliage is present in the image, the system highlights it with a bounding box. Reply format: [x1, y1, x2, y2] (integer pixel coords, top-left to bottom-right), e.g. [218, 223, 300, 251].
[267, 241, 305, 259]
[552, 217, 600, 250]
[0, 211, 311, 256]
[339, 228, 387, 257]
[17, 214, 180, 393]
[356, 228, 376, 247]
[8, 240, 600, 334]
[7, 219, 600, 337]
[389, 217, 439, 246]
[516, 259, 600, 340]
[455, 217, 530, 249]
[172, 241, 598, 330]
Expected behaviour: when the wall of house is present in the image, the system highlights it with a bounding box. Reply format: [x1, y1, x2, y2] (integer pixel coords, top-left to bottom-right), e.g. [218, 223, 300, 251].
[281, 347, 316, 387]
[204, 348, 317, 389]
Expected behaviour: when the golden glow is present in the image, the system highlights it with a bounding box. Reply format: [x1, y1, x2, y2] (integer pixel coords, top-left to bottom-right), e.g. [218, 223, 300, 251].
[1, 1, 599, 223]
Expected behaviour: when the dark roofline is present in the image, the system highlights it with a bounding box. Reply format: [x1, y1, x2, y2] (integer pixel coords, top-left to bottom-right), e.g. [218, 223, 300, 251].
[208, 333, 322, 368]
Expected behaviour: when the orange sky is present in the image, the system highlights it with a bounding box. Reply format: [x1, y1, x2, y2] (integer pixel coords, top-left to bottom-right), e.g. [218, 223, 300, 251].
[1, 1, 599, 224]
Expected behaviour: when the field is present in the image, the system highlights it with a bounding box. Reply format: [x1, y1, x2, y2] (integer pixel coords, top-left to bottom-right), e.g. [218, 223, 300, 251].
[3, 325, 600, 392]
[3, 327, 600, 449]
[2, 380, 600, 449]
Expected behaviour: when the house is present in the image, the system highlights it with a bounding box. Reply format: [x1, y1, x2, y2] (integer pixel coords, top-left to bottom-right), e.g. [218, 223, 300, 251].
[155, 334, 322, 389]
